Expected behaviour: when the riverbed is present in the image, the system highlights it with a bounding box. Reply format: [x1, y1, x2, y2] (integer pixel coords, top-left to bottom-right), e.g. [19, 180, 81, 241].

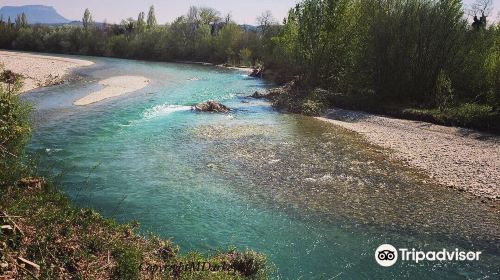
[23, 55, 500, 279]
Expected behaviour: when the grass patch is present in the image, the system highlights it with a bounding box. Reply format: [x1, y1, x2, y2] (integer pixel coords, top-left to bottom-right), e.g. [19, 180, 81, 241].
[402, 103, 499, 132]
[112, 245, 142, 280]
[0, 182, 269, 279]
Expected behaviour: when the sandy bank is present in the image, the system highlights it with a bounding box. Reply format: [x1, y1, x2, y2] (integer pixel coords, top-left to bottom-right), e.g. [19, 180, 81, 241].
[74, 76, 150, 106]
[0, 50, 94, 93]
[218, 65, 254, 74]
[317, 108, 500, 200]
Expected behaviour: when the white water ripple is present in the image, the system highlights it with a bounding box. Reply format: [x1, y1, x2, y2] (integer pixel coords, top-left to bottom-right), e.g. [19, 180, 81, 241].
[143, 104, 192, 119]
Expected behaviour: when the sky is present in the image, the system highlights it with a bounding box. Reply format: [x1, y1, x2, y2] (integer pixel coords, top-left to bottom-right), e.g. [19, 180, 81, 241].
[0, 0, 300, 25]
[0, 0, 498, 25]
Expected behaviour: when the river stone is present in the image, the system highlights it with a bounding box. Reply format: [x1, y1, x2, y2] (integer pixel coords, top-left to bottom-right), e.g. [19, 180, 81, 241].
[192, 124, 273, 140]
[249, 66, 264, 78]
[249, 91, 267, 99]
[193, 100, 230, 113]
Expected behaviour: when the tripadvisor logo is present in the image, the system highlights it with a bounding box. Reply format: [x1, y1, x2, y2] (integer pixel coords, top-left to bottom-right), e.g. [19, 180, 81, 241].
[375, 244, 398, 267]
[375, 244, 481, 267]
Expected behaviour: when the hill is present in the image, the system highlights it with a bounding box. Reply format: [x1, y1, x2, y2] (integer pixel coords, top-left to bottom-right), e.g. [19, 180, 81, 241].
[0, 5, 70, 24]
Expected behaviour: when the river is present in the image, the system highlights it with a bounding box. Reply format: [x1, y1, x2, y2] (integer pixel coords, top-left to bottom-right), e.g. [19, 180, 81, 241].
[24, 55, 500, 279]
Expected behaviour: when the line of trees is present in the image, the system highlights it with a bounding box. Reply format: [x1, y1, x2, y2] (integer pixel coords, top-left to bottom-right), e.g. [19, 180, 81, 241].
[0, 6, 270, 66]
[0, 0, 498, 128]
[269, 0, 499, 108]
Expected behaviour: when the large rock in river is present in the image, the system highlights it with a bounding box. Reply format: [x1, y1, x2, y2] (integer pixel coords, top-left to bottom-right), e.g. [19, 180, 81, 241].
[249, 66, 264, 78]
[249, 91, 268, 99]
[193, 100, 230, 113]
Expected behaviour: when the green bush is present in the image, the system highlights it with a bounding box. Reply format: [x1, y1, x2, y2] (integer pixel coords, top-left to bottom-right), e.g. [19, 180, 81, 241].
[445, 103, 493, 125]
[239, 48, 253, 66]
[271, 89, 302, 113]
[435, 70, 455, 110]
[0, 71, 31, 185]
[300, 99, 326, 116]
[232, 250, 268, 278]
[112, 245, 142, 280]
[402, 103, 499, 132]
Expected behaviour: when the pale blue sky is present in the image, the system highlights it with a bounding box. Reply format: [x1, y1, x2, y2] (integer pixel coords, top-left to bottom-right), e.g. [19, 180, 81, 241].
[0, 0, 498, 25]
[0, 0, 299, 24]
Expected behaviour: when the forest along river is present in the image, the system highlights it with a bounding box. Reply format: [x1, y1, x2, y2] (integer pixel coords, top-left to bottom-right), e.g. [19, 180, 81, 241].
[24, 55, 500, 279]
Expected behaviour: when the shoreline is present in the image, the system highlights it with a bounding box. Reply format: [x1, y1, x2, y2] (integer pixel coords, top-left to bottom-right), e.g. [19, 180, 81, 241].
[216, 64, 254, 74]
[175, 60, 254, 74]
[317, 108, 500, 200]
[0, 50, 94, 93]
[4, 50, 498, 200]
[0, 51, 150, 105]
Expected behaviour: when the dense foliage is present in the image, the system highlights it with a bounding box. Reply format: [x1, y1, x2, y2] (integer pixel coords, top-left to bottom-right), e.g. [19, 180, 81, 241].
[0, 70, 31, 185]
[270, 0, 499, 130]
[0, 6, 266, 66]
[0, 0, 498, 129]
[272, 0, 499, 106]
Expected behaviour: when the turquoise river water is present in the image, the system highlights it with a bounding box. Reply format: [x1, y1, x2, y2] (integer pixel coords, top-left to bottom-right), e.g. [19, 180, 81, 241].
[24, 55, 499, 279]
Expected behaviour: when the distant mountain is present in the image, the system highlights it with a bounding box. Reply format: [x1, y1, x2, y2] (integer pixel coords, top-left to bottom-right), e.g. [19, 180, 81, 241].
[239, 24, 258, 32]
[0, 5, 71, 24]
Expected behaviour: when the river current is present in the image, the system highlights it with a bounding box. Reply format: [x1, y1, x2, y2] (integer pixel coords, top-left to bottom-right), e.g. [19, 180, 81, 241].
[24, 55, 500, 279]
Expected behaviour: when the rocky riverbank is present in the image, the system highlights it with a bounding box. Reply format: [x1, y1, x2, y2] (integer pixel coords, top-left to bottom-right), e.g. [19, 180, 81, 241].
[318, 109, 500, 200]
[251, 83, 500, 200]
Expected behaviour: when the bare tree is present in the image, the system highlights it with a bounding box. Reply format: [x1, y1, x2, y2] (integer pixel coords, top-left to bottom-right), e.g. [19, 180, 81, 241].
[471, 0, 493, 16]
[256, 10, 277, 34]
[468, 0, 492, 29]
[224, 12, 232, 24]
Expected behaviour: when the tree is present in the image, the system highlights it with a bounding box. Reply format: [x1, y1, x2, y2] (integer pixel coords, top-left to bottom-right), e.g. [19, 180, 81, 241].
[199, 7, 220, 25]
[22, 13, 28, 27]
[224, 13, 232, 24]
[270, 8, 299, 70]
[83, 8, 93, 30]
[470, 0, 492, 29]
[120, 18, 136, 35]
[187, 6, 200, 24]
[167, 16, 190, 58]
[257, 10, 276, 35]
[471, 0, 493, 18]
[0, 69, 31, 184]
[215, 22, 242, 64]
[137, 12, 146, 33]
[239, 48, 252, 66]
[147, 6, 157, 28]
[15, 13, 28, 29]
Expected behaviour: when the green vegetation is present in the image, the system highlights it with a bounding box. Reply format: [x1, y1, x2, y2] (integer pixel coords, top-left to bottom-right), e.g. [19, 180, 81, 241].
[0, 183, 268, 279]
[1, 1, 497, 132]
[0, 70, 31, 185]
[0, 1, 498, 277]
[0, 6, 268, 66]
[0, 72, 268, 279]
[267, 0, 499, 132]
